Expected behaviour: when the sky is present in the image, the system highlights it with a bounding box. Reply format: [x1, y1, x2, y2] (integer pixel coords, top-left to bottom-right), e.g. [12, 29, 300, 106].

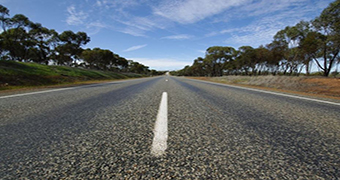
[0, 0, 334, 70]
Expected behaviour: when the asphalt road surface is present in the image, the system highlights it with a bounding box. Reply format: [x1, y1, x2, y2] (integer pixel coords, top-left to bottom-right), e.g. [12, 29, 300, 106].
[1, 76, 339, 179]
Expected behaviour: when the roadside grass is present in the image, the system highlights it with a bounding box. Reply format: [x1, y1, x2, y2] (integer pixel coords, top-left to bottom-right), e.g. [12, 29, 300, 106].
[0, 60, 145, 90]
[191, 75, 340, 99]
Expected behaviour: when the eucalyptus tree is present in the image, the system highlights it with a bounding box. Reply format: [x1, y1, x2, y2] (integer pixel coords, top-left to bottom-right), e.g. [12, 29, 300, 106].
[0, 4, 9, 32]
[81, 48, 130, 71]
[309, 0, 340, 76]
[55, 31, 90, 66]
[205, 46, 236, 76]
[128, 60, 150, 74]
[235, 46, 256, 75]
[2, 27, 31, 61]
[28, 23, 58, 64]
[190, 57, 206, 76]
[294, 21, 313, 75]
[0, 14, 33, 61]
[273, 26, 302, 75]
[252, 46, 271, 75]
[116, 56, 128, 71]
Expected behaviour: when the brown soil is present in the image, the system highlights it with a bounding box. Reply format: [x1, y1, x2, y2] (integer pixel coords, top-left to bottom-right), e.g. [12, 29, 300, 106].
[302, 78, 340, 97]
[190, 76, 340, 101]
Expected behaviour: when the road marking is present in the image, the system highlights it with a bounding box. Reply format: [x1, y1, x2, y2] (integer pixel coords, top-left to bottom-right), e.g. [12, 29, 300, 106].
[188, 78, 340, 106]
[165, 79, 168, 82]
[151, 92, 168, 157]
[0, 87, 79, 99]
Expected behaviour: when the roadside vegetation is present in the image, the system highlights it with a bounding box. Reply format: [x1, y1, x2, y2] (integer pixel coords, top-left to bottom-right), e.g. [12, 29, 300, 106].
[0, 60, 152, 90]
[0, 4, 165, 89]
[173, 0, 340, 77]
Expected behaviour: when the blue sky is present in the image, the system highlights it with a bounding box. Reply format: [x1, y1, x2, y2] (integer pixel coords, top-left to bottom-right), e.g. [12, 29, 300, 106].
[0, 0, 334, 70]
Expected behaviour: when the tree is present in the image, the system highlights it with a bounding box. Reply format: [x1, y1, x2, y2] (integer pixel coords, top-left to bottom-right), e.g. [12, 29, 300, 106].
[55, 31, 90, 65]
[9, 14, 31, 29]
[1, 27, 32, 61]
[273, 26, 304, 75]
[81, 48, 130, 71]
[234, 46, 256, 75]
[0, 4, 9, 32]
[294, 21, 313, 75]
[0, 14, 33, 61]
[190, 57, 206, 76]
[205, 46, 236, 76]
[28, 23, 58, 64]
[309, 0, 340, 76]
[116, 56, 128, 71]
[127, 61, 150, 74]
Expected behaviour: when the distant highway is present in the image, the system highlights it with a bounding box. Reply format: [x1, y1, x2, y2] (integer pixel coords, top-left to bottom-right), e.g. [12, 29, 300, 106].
[1, 76, 339, 179]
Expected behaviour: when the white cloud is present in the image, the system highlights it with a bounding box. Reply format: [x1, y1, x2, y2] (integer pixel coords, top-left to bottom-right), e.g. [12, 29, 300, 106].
[197, 50, 206, 54]
[124, 44, 148, 52]
[153, 0, 250, 24]
[240, 0, 307, 17]
[87, 21, 107, 29]
[222, 14, 302, 47]
[120, 29, 147, 37]
[204, 0, 328, 48]
[131, 58, 191, 70]
[161, 34, 193, 40]
[66, 5, 88, 25]
[96, 0, 102, 7]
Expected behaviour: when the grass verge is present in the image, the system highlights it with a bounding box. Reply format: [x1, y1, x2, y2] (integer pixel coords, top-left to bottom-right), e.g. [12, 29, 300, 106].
[0, 60, 145, 91]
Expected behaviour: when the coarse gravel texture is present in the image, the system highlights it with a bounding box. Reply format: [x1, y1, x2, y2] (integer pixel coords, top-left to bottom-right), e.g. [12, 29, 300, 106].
[0, 76, 339, 179]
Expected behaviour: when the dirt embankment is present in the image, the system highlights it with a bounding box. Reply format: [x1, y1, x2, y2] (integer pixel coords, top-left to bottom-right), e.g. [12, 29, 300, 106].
[191, 76, 340, 100]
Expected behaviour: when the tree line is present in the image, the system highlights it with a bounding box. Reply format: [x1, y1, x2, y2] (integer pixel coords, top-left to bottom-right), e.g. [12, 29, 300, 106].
[0, 5, 163, 75]
[174, 0, 340, 77]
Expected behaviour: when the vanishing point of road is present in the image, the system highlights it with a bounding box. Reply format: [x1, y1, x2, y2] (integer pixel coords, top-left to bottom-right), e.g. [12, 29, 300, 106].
[1, 76, 339, 179]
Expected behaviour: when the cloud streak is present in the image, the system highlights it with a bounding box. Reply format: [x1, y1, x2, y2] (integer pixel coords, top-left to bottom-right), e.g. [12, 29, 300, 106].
[153, 0, 249, 24]
[124, 44, 148, 52]
[204, 0, 328, 47]
[66, 5, 88, 25]
[62, 0, 333, 58]
[161, 34, 193, 40]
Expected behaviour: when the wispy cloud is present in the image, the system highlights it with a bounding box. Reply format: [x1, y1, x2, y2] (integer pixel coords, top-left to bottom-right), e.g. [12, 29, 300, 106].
[64, 0, 331, 46]
[66, 5, 88, 26]
[197, 50, 206, 54]
[120, 29, 147, 37]
[161, 34, 193, 40]
[86, 21, 107, 29]
[153, 0, 250, 24]
[65, 4, 110, 35]
[114, 16, 167, 37]
[239, 0, 305, 17]
[124, 44, 148, 52]
[204, 0, 328, 47]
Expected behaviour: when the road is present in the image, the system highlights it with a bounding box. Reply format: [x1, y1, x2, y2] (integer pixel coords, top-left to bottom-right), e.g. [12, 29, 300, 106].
[1, 76, 339, 179]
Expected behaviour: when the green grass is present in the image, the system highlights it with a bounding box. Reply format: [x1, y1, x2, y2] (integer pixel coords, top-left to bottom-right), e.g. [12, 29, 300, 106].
[0, 60, 145, 90]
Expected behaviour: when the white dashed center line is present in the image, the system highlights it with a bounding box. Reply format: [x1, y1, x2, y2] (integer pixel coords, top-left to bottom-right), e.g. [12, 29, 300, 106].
[151, 92, 168, 157]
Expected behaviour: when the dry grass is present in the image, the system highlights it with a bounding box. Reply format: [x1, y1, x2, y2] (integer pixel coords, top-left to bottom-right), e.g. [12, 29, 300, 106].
[190, 76, 340, 100]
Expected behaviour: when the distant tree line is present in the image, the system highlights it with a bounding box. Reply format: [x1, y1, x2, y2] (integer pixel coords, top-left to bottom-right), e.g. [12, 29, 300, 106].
[174, 0, 340, 77]
[0, 4, 162, 75]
